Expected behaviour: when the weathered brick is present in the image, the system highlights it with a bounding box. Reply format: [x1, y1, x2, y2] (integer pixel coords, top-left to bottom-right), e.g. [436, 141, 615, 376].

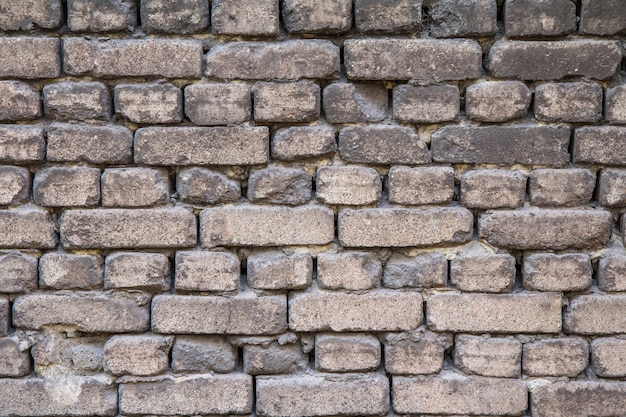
[205, 40, 340, 80]
[0, 166, 30, 205]
[393, 84, 459, 123]
[289, 292, 423, 332]
[47, 123, 132, 164]
[523, 338, 588, 377]
[0, 0, 61, 30]
[114, 83, 182, 124]
[244, 342, 308, 375]
[388, 166, 454, 206]
[272, 125, 336, 161]
[120, 374, 252, 415]
[43, 81, 111, 121]
[579, 0, 626, 34]
[0, 297, 8, 336]
[317, 252, 381, 291]
[134, 126, 269, 166]
[61, 208, 197, 249]
[524, 253, 592, 292]
[478, 209, 612, 250]
[257, 374, 389, 417]
[200, 206, 334, 247]
[0, 337, 31, 377]
[172, 336, 236, 373]
[67, 0, 137, 32]
[427, 293, 562, 333]
[0, 37, 60, 79]
[323, 83, 387, 123]
[0, 209, 57, 249]
[345, 39, 482, 81]
[0, 125, 44, 164]
[0, 253, 37, 293]
[211, 0, 279, 35]
[574, 126, 626, 165]
[33, 167, 100, 207]
[104, 335, 171, 376]
[248, 167, 312, 206]
[383, 253, 448, 289]
[282, 0, 352, 34]
[102, 168, 169, 208]
[432, 125, 570, 165]
[488, 40, 623, 80]
[184, 83, 251, 126]
[152, 294, 287, 335]
[532, 382, 626, 417]
[177, 167, 241, 205]
[64, 38, 203, 78]
[465, 81, 532, 122]
[535, 82, 603, 122]
[175, 251, 240, 292]
[385, 333, 446, 375]
[460, 169, 527, 209]
[606, 84, 626, 124]
[529, 168, 595, 207]
[338, 125, 430, 165]
[454, 335, 522, 378]
[140, 0, 209, 34]
[592, 338, 626, 377]
[338, 207, 472, 248]
[393, 375, 527, 415]
[354, 0, 422, 34]
[105, 252, 170, 291]
[564, 295, 626, 335]
[254, 82, 320, 123]
[316, 166, 381, 206]
[598, 253, 626, 292]
[504, 0, 576, 37]
[0, 81, 40, 121]
[247, 252, 312, 290]
[70, 345, 103, 372]
[39, 253, 103, 290]
[430, 0, 497, 37]
[315, 334, 380, 372]
[451, 253, 515, 293]
[13, 292, 150, 332]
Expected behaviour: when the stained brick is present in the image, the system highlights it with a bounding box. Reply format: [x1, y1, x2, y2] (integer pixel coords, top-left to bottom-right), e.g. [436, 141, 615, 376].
[323, 83, 387, 123]
[460, 169, 527, 209]
[393, 85, 459, 123]
[272, 125, 336, 161]
[254, 82, 320, 123]
[282, 0, 352, 34]
[465, 81, 531, 122]
[317, 252, 381, 291]
[68, 0, 137, 32]
[140, 0, 209, 34]
[47, 123, 132, 164]
[0, 337, 31, 377]
[0, 253, 38, 293]
[104, 335, 171, 376]
[184, 83, 251, 126]
[172, 336, 236, 373]
[451, 253, 515, 293]
[579, 0, 626, 35]
[564, 295, 626, 335]
[388, 166, 454, 206]
[175, 251, 240, 292]
[0, 209, 57, 249]
[354, 0, 422, 34]
[105, 252, 171, 291]
[39, 253, 103, 290]
[114, 83, 182, 124]
[606, 85, 626, 124]
[211, 0, 279, 36]
[315, 334, 380, 372]
[0, 125, 45, 164]
[385, 333, 447, 375]
[534, 82, 603, 123]
[316, 166, 381, 206]
[574, 126, 626, 165]
[454, 335, 522, 378]
[504, 0, 576, 37]
[102, 168, 169, 208]
[176, 167, 241, 205]
[0, 81, 40, 121]
[33, 167, 100, 207]
[598, 253, 626, 292]
[0, 166, 30, 206]
[592, 338, 626, 377]
[524, 253, 592, 292]
[244, 342, 307, 375]
[0, 38, 60, 79]
[248, 167, 312, 206]
[0, 297, 8, 337]
[429, 0, 497, 37]
[531, 382, 626, 417]
[523, 338, 588, 377]
[43, 81, 111, 121]
[247, 252, 312, 290]
[0, 0, 61, 30]
[529, 169, 596, 207]
[383, 253, 448, 289]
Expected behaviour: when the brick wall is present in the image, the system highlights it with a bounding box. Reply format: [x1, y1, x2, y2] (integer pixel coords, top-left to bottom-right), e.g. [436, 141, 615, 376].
[0, 0, 625, 416]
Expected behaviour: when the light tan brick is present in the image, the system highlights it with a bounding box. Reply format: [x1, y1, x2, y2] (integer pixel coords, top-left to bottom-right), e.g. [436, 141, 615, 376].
[523, 253, 592, 292]
[211, 0, 279, 36]
[523, 338, 588, 377]
[598, 169, 626, 207]
[104, 335, 171, 376]
[317, 252, 381, 291]
[564, 295, 626, 335]
[454, 335, 522, 378]
[0, 81, 40, 121]
[385, 333, 446, 375]
[388, 166, 454, 206]
[460, 169, 527, 209]
[102, 168, 169, 208]
[0, 253, 37, 293]
[315, 334, 380, 372]
[0, 37, 60, 79]
[39, 253, 103, 290]
[34, 167, 100, 207]
[598, 252, 626, 291]
[105, 252, 170, 291]
[0, 0, 61, 30]
[175, 251, 240, 292]
[46, 123, 133, 164]
[247, 252, 312, 290]
[254, 82, 320, 123]
[0, 209, 57, 249]
[0, 337, 31, 377]
[114, 83, 182, 124]
[592, 338, 626, 377]
[0, 125, 45, 164]
[0, 166, 30, 205]
[316, 166, 381, 205]
[450, 253, 515, 293]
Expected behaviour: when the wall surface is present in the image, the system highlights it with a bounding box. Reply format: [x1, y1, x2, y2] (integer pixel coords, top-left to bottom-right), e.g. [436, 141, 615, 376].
[0, 0, 625, 416]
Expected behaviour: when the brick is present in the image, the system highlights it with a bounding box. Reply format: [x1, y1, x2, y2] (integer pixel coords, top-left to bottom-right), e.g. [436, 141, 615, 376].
[478, 209, 612, 250]
[102, 168, 169, 208]
[451, 253, 515, 293]
[175, 251, 240, 292]
[535, 82, 603, 123]
[205, 40, 340, 80]
[61, 208, 197, 249]
[354, 0, 422, 34]
[523, 338, 588, 377]
[247, 252, 312, 290]
[0, 377, 117, 417]
[0, 37, 60, 79]
[0, 209, 57, 249]
[47, 123, 132, 164]
[315, 334, 380, 372]
[39, 253, 103, 290]
[211, 0, 279, 36]
[0, 0, 61, 30]
[105, 252, 170, 291]
[432, 125, 570, 165]
[599, 253, 626, 292]
[120, 374, 252, 415]
[504, 0, 576, 37]
[323, 83, 387, 123]
[33, 167, 100, 207]
[383, 253, 448, 289]
[70, 345, 102, 372]
[104, 335, 171, 376]
[465, 81, 531, 122]
[317, 252, 381, 291]
[580, 0, 626, 34]
[0, 166, 30, 205]
[338, 207, 472, 248]
[385, 333, 446, 375]
[488, 40, 623, 80]
[177, 167, 241, 205]
[114, 83, 182, 124]
[0, 125, 45, 164]
[393, 375, 527, 415]
[393, 84, 459, 124]
[244, 342, 308, 375]
[606, 85, 626, 124]
[592, 338, 626, 377]
[257, 374, 389, 416]
[427, 293, 562, 333]
[574, 126, 626, 165]
[272, 125, 336, 161]
[289, 292, 423, 332]
[172, 336, 236, 373]
[0, 297, 7, 336]
[43, 81, 111, 121]
[0, 337, 31, 377]
[200, 206, 334, 247]
[430, 0, 497, 37]
[454, 335, 522, 378]
[388, 166, 454, 206]
[564, 295, 626, 335]
[184, 83, 251, 126]
[13, 292, 149, 332]
[248, 167, 312, 206]
[524, 253, 592, 292]
[345, 39, 482, 81]
[282, 0, 352, 34]
[135, 126, 269, 166]
[316, 166, 381, 205]
[68, 0, 137, 32]
[532, 382, 626, 417]
[338, 125, 430, 165]
[460, 170, 527, 209]
[0, 81, 40, 121]
[254, 82, 320, 123]
[140, 0, 209, 34]
[529, 169, 595, 207]
[0, 253, 37, 293]
[152, 294, 287, 335]
[64, 38, 203, 78]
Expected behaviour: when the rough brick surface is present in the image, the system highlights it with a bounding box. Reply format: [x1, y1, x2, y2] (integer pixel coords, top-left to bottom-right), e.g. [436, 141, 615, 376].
[316, 166, 381, 206]
[598, 253, 626, 292]
[272, 125, 336, 161]
[102, 168, 169, 208]
[114, 83, 182, 124]
[393, 85, 459, 123]
[465, 81, 531, 122]
[0, 37, 60, 79]
[354, 0, 422, 33]
[0, 125, 45, 164]
[282, 0, 352, 34]
[383, 253, 448, 289]
[44, 81, 111, 121]
[39, 253, 103, 290]
[184, 83, 251, 126]
[248, 167, 312, 206]
[0, 166, 30, 205]
[534, 82, 603, 122]
[0, 81, 40, 121]
[104, 252, 170, 291]
[599, 169, 626, 206]
[247, 252, 312, 290]
[34, 167, 101, 208]
[317, 252, 381, 290]
[315, 334, 380, 372]
[388, 166, 454, 206]
[172, 336, 236, 373]
[579, 0, 626, 34]
[450, 253, 516, 293]
[564, 295, 626, 335]
[532, 382, 626, 417]
[454, 335, 522, 378]
[68, 0, 137, 32]
[244, 342, 307, 375]
[460, 170, 527, 209]
[47, 123, 133, 164]
[254, 82, 320, 123]
[0, 209, 57, 249]
[0, 0, 61, 30]
[430, 0, 497, 37]
[0, 337, 31, 377]
[175, 251, 240, 292]
[574, 126, 626, 165]
[104, 335, 171, 376]
[212, 0, 279, 36]
[504, 0, 576, 37]
[177, 167, 241, 205]
[529, 168, 596, 207]
[0, 253, 38, 293]
[606, 85, 626, 124]
[524, 253, 592, 292]
[324, 83, 387, 123]
[523, 338, 588, 377]
[592, 338, 626, 377]
[141, 0, 209, 34]
[385, 333, 447, 375]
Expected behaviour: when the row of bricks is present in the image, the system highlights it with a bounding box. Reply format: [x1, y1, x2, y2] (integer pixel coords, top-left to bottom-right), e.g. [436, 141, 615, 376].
[1, 37, 623, 82]
[3, 79, 626, 125]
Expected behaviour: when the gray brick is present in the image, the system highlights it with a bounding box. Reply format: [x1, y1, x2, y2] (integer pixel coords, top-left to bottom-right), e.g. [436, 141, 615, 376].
[317, 252, 381, 291]
[33, 167, 100, 207]
[172, 336, 236, 373]
[105, 252, 170, 291]
[248, 167, 312, 206]
[465, 81, 531, 122]
[102, 168, 170, 208]
[177, 167, 241, 205]
[244, 342, 308, 375]
[247, 252, 312, 290]
[574, 126, 626, 165]
[385, 333, 447, 375]
[0, 37, 60, 79]
[460, 170, 527, 209]
[0, 125, 45, 164]
[393, 84, 459, 123]
[606, 85, 626, 124]
[580, 0, 626, 34]
[592, 338, 626, 377]
[140, 0, 209, 34]
[504, 0, 576, 37]
[524, 253, 592, 292]
[184, 83, 251, 126]
[0, 297, 6, 336]
[315, 334, 380, 372]
[211, 0, 279, 36]
[0, 166, 30, 205]
[175, 251, 240, 292]
[0, 253, 38, 293]
[39, 253, 103, 290]
[0, 81, 40, 121]
[47, 123, 132, 164]
[345, 39, 482, 81]
[355, 0, 422, 34]
[43, 81, 111, 121]
[529, 169, 596, 207]
[451, 253, 515, 293]
[598, 253, 626, 292]
[104, 335, 171, 376]
[0, 337, 31, 377]
[523, 338, 588, 377]
[316, 166, 381, 206]
[383, 253, 448, 289]
[323, 83, 387, 123]
[272, 125, 336, 161]
[565, 295, 626, 335]
[0, 209, 57, 249]
[114, 83, 182, 124]
[454, 335, 522, 378]
[0, 0, 61, 30]
[254, 82, 320, 123]
[68, 0, 137, 32]
[535, 82, 603, 122]
[532, 382, 626, 417]
[430, 0, 497, 37]
[282, 0, 352, 34]
[388, 166, 454, 206]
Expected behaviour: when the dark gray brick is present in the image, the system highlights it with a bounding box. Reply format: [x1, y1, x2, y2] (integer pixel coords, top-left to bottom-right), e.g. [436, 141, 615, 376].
[504, 0, 576, 37]
[574, 127, 626, 165]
